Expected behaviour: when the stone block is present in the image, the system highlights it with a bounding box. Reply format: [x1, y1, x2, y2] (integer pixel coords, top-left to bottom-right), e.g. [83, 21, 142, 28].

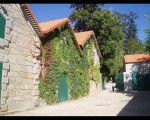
[26, 73, 33, 79]
[4, 56, 9, 63]
[33, 58, 37, 64]
[5, 27, 10, 34]
[26, 66, 33, 73]
[34, 85, 39, 90]
[34, 96, 39, 101]
[21, 95, 28, 100]
[3, 50, 9, 55]
[3, 63, 9, 70]
[9, 55, 16, 63]
[1, 97, 6, 105]
[13, 25, 22, 33]
[8, 71, 17, 77]
[26, 56, 33, 62]
[2, 83, 7, 90]
[34, 100, 39, 107]
[0, 8, 4, 15]
[34, 74, 39, 80]
[35, 63, 40, 69]
[11, 36, 17, 44]
[7, 84, 13, 90]
[33, 90, 39, 96]
[16, 90, 25, 96]
[18, 34, 27, 41]
[33, 78, 39, 85]
[1, 91, 8, 97]
[6, 19, 12, 28]
[2, 77, 9, 84]
[3, 70, 8, 77]
[35, 48, 40, 53]
[20, 84, 25, 90]
[8, 90, 16, 97]
[1, 105, 8, 112]
[0, 54, 4, 62]
[26, 90, 32, 95]
[16, 77, 22, 84]
[6, 97, 14, 104]
[4, 40, 9, 47]
[0, 39, 5, 48]
[33, 68, 40, 74]
[10, 64, 20, 72]
[9, 43, 17, 48]
[8, 77, 16, 83]
[5, 34, 11, 42]
[16, 49, 23, 55]
[14, 96, 21, 101]
[10, 31, 18, 37]
[25, 61, 34, 67]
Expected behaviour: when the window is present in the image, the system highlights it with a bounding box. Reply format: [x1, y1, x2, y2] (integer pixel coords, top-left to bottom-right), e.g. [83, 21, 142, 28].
[0, 12, 6, 39]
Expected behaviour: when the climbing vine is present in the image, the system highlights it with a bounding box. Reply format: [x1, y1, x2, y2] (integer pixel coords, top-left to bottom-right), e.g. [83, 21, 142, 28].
[85, 38, 100, 85]
[39, 23, 100, 104]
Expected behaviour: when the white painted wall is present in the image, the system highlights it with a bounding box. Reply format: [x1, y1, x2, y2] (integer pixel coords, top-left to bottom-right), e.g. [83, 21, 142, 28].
[125, 62, 150, 75]
[123, 72, 132, 91]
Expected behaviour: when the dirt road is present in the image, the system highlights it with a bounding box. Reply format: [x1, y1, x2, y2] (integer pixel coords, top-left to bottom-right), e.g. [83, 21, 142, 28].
[4, 82, 150, 116]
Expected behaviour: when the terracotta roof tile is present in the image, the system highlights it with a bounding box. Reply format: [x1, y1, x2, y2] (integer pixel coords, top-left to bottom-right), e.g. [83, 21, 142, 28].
[75, 31, 94, 46]
[39, 18, 69, 33]
[124, 54, 150, 63]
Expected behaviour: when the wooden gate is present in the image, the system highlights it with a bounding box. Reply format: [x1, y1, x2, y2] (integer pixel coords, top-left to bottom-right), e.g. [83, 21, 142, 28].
[58, 74, 69, 102]
[132, 73, 150, 91]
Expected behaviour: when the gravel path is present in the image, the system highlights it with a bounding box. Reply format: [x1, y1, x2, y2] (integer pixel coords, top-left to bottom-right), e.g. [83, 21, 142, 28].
[4, 82, 150, 116]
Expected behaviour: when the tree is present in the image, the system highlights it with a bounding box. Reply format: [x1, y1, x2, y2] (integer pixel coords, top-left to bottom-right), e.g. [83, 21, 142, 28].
[144, 13, 150, 53]
[144, 29, 150, 53]
[125, 38, 145, 54]
[114, 11, 145, 54]
[69, 5, 124, 78]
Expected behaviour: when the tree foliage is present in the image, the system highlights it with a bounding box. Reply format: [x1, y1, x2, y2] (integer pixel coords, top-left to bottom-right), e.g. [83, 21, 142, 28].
[69, 4, 102, 32]
[144, 13, 150, 53]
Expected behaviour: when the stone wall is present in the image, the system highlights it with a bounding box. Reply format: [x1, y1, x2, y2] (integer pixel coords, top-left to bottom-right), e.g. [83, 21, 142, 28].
[0, 4, 41, 113]
[89, 80, 101, 96]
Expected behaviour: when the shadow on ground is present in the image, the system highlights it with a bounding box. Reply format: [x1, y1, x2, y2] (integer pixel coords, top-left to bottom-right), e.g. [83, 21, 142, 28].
[117, 91, 150, 116]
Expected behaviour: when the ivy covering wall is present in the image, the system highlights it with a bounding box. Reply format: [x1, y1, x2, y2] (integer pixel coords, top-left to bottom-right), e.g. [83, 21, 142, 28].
[39, 23, 100, 104]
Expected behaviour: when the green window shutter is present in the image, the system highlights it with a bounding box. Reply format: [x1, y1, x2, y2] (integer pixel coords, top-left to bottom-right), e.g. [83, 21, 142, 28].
[0, 13, 6, 39]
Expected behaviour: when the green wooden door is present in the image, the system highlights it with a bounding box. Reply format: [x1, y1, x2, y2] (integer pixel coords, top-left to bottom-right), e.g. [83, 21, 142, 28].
[0, 13, 6, 39]
[132, 73, 150, 91]
[0, 63, 3, 106]
[58, 74, 68, 102]
[132, 73, 137, 90]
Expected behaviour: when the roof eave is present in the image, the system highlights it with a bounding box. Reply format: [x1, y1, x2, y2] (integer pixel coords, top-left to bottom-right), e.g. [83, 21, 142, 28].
[20, 4, 44, 38]
[43, 19, 69, 34]
[67, 22, 83, 56]
[80, 32, 94, 47]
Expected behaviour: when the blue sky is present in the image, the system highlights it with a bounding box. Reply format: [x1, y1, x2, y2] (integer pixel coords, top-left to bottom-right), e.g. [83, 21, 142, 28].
[29, 4, 150, 42]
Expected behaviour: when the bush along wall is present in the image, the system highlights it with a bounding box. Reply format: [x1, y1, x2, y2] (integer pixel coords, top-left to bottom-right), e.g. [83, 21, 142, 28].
[39, 23, 100, 104]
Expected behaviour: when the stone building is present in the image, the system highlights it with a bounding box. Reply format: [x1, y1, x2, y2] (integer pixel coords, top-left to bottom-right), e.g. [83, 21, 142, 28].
[0, 4, 41, 113]
[0, 3, 102, 114]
